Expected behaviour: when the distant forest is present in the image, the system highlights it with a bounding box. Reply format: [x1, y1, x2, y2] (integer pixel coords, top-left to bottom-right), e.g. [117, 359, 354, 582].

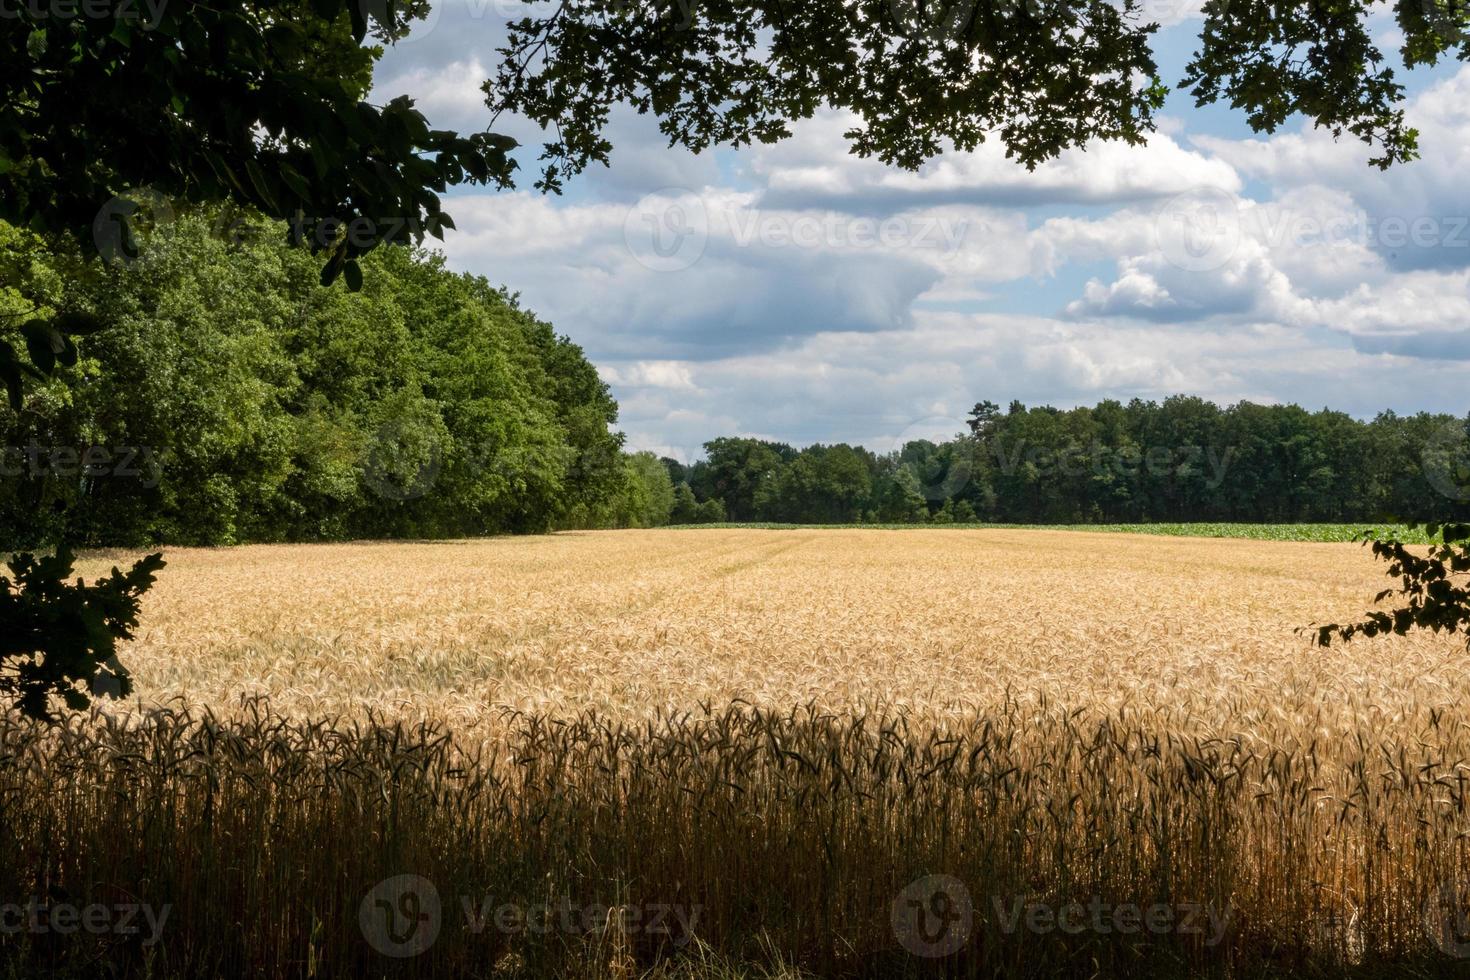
[2, 211, 1465, 546]
[666, 400, 1470, 527]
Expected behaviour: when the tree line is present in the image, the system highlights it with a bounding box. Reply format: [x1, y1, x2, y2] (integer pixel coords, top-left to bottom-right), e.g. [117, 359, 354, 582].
[4, 211, 1465, 547]
[0, 211, 674, 547]
[665, 400, 1470, 527]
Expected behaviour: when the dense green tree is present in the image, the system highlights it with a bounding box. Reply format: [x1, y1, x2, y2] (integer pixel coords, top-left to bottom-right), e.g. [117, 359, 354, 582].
[670, 483, 700, 525]
[0, 0, 520, 718]
[699, 438, 788, 522]
[0, 212, 639, 545]
[755, 444, 872, 523]
[873, 462, 930, 524]
[695, 498, 726, 523]
[2, 0, 521, 405]
[622, 451, 677, 529]
[674, 399, 1470, 529]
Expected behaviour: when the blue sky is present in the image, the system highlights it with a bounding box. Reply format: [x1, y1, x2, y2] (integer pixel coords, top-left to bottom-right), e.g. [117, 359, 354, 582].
[372, 1, 1470, 462]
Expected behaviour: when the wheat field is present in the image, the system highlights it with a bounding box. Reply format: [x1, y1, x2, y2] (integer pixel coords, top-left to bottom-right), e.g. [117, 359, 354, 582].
[8, 529, 1470, 979]
[77, 528, 1469, 730]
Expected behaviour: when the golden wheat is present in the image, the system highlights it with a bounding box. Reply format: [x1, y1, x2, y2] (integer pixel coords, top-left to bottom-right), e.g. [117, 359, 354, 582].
[77, 529, 1469, 732]
[3, 528, 1463, 979]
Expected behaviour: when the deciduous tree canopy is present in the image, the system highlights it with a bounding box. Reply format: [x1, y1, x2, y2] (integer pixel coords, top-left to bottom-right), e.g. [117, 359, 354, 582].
[490, 0, 1448, 191]
[1, 0, 515, 405]
[666, 402, 1470, 528]
[0, 213, 671, 545]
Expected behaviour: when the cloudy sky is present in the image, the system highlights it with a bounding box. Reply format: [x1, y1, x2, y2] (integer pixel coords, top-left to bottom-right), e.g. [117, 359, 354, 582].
[372, 1, 1470, 463]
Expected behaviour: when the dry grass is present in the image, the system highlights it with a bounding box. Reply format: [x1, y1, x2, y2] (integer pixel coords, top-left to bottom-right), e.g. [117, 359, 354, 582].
[4, 528, 1466, 979]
